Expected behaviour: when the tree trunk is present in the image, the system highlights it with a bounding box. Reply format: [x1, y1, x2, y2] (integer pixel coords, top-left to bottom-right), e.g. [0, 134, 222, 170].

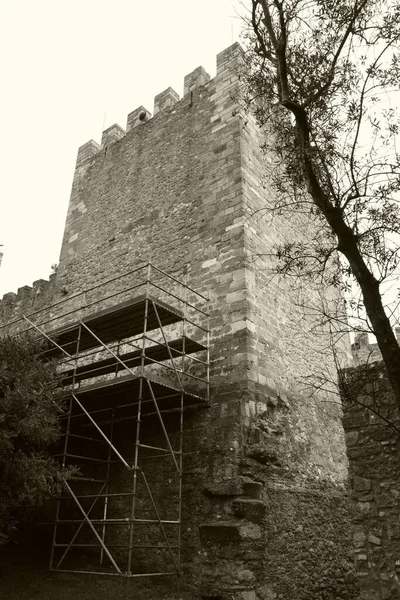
[297, 125, 400, 408]
[358, 273, 400, 403]
[256, 0, 400, 407]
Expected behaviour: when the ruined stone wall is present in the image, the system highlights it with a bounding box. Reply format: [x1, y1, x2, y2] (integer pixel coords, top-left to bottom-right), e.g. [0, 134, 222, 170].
[0, 44, 356, 599]
[342, 364, 400, 599]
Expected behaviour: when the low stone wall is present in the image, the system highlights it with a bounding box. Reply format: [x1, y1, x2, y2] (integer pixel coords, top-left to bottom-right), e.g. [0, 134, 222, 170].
[342, 363, 400, 599]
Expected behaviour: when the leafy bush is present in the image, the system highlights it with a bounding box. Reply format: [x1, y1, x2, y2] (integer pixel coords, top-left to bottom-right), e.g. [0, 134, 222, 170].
[0, 334, 69, 527]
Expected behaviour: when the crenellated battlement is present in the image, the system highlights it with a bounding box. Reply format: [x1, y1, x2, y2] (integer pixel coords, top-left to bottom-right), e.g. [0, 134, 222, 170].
[0, 272, 61, 334]
[74, 43, 243, 169]
[352, 327, 400, 365]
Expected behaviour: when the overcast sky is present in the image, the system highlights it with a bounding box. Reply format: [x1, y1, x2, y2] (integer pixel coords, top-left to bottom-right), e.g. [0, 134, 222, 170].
[0, 0, 242, 297]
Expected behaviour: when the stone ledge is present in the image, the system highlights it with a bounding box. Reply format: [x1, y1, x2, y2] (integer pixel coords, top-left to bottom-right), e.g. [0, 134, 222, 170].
[204, 476, 262, 499]
[199, 522, 241, 543]
[199, 521, 262, 544]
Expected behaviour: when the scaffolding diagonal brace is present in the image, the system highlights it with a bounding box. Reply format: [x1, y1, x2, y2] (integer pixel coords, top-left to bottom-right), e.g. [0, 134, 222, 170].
[72, 393, 132, 472]
[22, 315, 73, 359]
[56, 481, 107, 569]
[145, 379, 179, 473]
[150, 300, 183, 390]
[79, 321, 140, 379]
[62, 480, 123, 575]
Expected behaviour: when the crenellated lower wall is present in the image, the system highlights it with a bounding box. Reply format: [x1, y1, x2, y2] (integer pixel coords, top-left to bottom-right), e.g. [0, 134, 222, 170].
[352, 329, 400, 366]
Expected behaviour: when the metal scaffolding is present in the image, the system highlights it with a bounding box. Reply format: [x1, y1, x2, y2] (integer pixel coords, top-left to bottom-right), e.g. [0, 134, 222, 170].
[5, 264, 209, 582]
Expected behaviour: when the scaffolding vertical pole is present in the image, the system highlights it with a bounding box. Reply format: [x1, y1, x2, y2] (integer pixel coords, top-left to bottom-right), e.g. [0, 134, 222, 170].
[127, 272, 150, 576]
[100, 408, 114, 566]
[176, 268, 188, 593]
[50, 323, 82, 570]
[127, 376, 143, 576]
[98, 335, 119, 564]
[50, 395, 73, 571]
[115, 340, 120, 378]
[206, 297, 210, 403]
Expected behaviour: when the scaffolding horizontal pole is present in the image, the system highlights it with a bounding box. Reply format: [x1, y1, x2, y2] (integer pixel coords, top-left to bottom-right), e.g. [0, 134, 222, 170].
[137, 443, 181, 454]
[51, 568, 177, 578]
[78, 518, 178, 524]
[58, 491, 142, 500]
[60, 391, 206, 422]
[68, 433, 108, 444]
[149, 281, 209, 316]
[67, 477, 107, 483]
[55, 518, 179, 524]
[94, 400, 207, 428]
[54, 453, 109, 463]
[150, 263, 209, 302]
[60, 405, 114, 420]
[53, 543, 179, 549]
[145, 334, 208, 365]
[112, 452, 181, 462]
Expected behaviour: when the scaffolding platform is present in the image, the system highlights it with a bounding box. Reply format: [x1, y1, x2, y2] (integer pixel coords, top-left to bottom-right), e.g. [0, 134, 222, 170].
[61, 337, 206, 386]
[44, 295, 186, 358]
[66, 374, 206, 416]
[12, 264, 210, 584]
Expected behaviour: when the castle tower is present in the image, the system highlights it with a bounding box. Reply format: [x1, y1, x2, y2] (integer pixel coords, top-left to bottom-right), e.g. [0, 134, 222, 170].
[0, 44, 356, 599]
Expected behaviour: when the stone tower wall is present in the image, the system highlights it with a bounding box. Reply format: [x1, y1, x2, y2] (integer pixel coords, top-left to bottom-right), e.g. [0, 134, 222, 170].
[0, 44, 356, 599]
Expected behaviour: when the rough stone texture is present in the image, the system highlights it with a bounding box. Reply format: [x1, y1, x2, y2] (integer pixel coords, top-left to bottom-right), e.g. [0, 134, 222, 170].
[342, 363, 400, 599]
[0, 43, 356, 598]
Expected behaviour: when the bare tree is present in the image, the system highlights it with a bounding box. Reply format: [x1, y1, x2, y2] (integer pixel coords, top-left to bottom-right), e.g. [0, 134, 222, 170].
[242, 0, 400, 404]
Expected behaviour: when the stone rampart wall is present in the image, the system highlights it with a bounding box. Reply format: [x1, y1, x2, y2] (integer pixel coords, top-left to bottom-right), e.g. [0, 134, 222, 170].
[343, 363, 400, 599]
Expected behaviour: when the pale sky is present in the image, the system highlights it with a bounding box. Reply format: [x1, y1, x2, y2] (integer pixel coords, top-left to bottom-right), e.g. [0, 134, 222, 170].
[0, 0, 243, 297]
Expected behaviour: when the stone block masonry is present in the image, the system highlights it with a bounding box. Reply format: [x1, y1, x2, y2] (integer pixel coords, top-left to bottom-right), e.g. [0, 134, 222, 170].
[342, 363, 400, 599]
[0, 43, 356, 599]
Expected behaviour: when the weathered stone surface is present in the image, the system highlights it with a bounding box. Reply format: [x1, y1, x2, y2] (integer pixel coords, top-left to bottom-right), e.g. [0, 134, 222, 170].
[199, 522, 241, 543]
[343, 364, 400, 599]
[245, 443, 281, 466]
[204, 476, 262, 499]
[354, 476, 372, 492]
[232, 499, 266, 523]
[239, 523, 262, 540]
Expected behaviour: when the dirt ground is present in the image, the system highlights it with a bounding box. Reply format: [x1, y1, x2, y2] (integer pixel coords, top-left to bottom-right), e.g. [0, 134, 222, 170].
[0, 530, 194, 600]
